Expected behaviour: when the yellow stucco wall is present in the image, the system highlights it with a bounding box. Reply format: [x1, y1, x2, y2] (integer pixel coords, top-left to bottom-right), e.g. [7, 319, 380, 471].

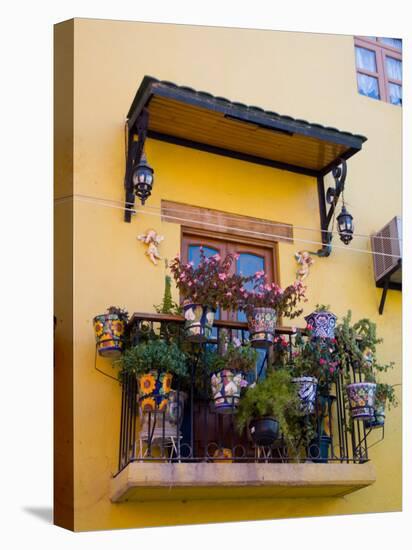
[54, 18, 402, 531]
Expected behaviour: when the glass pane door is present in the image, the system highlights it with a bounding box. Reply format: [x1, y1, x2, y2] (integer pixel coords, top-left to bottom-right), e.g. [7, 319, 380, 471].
[230, 245, 275, 380]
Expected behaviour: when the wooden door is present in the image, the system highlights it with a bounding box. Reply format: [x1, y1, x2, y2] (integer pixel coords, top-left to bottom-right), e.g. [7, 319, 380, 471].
[181, 230, 279, 458]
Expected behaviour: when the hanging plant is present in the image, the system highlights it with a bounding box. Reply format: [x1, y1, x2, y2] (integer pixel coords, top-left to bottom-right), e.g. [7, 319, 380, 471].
[93, 306, 129, 358]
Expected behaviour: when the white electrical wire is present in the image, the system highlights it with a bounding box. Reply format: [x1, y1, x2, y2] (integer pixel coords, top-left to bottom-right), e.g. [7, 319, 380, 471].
[55, 192, 402, 242]
[54, 193, 401, 259]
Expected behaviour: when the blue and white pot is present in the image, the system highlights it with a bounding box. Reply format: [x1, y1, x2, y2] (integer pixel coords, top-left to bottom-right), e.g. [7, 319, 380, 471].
[292, 376, 318, 414]
[305, 310, 337, 339]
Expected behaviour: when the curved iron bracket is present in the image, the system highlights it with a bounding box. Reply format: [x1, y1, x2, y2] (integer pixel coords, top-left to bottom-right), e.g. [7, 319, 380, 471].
[313, 159, 347, 257]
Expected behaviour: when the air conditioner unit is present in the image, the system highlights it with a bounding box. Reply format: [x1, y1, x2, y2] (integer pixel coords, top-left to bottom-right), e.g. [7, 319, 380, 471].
[370, 216, 402, 313]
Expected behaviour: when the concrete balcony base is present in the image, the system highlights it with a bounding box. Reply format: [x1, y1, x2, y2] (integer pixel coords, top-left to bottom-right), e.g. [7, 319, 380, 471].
[111, 462, 376, 502]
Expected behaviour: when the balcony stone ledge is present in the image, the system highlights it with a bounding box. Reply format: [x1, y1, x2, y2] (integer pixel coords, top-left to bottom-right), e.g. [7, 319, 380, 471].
[110, 462, 376, 502]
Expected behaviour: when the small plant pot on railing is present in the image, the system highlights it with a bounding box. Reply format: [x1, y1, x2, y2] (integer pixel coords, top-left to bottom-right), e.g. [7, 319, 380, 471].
[308, 435, 331, 463]
[365, 400, 386, 429]
[210, 369, 244, 414]
[247, 307, 277, 348]
[346, 382, 377, 421]
[305, 310, 337, 339]
[249, 416, 279, 446]
[292, 376, 318, 414]
[139, 389, 186, 438]
[93, 313, 126, 357]
[183, 303, 215, 342]
[137, 370, 173, 413]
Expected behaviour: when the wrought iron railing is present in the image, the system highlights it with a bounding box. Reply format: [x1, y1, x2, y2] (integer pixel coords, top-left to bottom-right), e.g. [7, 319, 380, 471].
[115, 313, 378, 475]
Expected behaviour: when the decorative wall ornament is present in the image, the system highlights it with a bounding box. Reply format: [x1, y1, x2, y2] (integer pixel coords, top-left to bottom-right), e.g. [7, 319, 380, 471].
[137, 229, 164, 265]
[295, 250, 314, 280]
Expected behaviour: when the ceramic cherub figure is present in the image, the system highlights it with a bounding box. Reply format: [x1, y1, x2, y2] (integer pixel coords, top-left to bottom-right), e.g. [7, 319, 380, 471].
[137, 229, 164, 265]
[295, 250, 314, 281]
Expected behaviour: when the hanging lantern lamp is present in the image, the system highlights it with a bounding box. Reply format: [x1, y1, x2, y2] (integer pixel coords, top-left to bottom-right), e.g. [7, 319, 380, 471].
[132, 152, 154, 205]
[337, 204, 354, 245]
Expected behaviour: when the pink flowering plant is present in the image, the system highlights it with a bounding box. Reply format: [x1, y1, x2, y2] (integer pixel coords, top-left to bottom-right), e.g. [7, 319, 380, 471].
[238, 271, 307, 319]
[289, 329, 340, 387]
[169, 248, 246, 310]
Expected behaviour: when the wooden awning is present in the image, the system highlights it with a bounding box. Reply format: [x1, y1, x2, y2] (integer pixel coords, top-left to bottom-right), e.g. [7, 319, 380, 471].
[127, 76, 367, 177]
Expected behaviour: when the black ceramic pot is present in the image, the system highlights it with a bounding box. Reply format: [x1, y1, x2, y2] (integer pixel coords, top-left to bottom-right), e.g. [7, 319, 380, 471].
[249, 417, 279, 446]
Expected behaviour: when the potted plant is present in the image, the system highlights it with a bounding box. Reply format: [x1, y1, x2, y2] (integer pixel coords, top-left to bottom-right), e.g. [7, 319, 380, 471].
[169, 249, 244, 342]
[93, 306, 128, 357]
[289, 331, 340, 414]
[307, 393, 335, 463]
[335, 312, 382, 422]
[345, 380, 377, 421]
[116, 339, 188, 412]
[304, 304, 337, 339]
[236, 369, 301, 447]
[154, 274, 181, 316]
[204, 341, 258, 414]
[239, 274, 306, 347]
[365, 382, 398, 429]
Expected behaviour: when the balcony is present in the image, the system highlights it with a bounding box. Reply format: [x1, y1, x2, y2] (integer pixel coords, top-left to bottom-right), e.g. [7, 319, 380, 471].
[110, 313, 377, 502]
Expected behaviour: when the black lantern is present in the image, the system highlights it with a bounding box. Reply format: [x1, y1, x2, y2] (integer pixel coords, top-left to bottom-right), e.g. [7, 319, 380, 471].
[132, 153, 154, 205]
[337, 205, 354, 245]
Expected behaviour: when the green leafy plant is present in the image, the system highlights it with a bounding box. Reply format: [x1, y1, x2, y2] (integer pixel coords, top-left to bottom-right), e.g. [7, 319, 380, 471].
[334, 311, 399, 428]
[195, 341, 258, 398]
[115, 339, 188, 379]
[375, 382, 399, 410]
[107, 306, 128, 321]
[154, 275, 181, 315]
[226, 342, 259, 373]
[313, 304, 331, 312]
[335, 311, 390, 384]
[235, 369, 314, 455]
[203, 342, 259, 375]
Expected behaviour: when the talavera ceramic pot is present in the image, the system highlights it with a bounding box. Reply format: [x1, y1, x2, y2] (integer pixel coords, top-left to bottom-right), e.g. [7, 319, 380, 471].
[183, 303, 215, 342]
[292, 376, 318, 414]
[346, 382, 377, 421]
[137, 370, 173, 413]
[305, 310, 337, 339]
[210, 369, 244, 413]
[247, 307, 277, 347]
[93, 313, 126, 357]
